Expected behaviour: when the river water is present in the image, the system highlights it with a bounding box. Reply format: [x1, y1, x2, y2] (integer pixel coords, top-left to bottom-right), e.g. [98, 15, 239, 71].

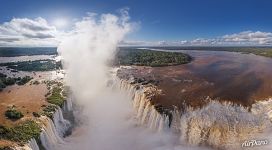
[119, 49, 272, 108]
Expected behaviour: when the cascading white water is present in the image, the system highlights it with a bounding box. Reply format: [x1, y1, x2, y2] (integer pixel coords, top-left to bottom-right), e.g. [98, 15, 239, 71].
[251, 98, 272, 121]
[12, 104, 72, 150]
[27, 138, 40, 150]
[115, 76, 272, 150]
[63, 97, 73, 112]
[38, 105, 72, 150]
[53, 106, 71, 137]
[177, 101, 270, 149]
[39, 116, 65, 150]
[134, 90, 170, 132]
[14, 138, 40, 150]
[113, 78, 170, 132]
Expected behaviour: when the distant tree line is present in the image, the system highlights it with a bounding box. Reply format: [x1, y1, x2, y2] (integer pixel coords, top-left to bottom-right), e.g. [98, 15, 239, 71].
[0, 47, 57, 57]
[134, 46, 272, 58]
[0, 60, 62, 72]
[115, 48, 192, 67]
[1, 46, 271, 58]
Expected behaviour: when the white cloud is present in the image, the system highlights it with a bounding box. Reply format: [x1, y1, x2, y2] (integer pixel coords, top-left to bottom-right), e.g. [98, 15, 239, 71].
[121, 31, 272, 46]
[0, 17, 57, 38]
[0, 36, 20, 42]
[0, 16, 271, 47]
[222, 31, 272, 45]
[0, 17, 60, 46]
[0, 14, 135, 47]
[119, 40, 161, 46]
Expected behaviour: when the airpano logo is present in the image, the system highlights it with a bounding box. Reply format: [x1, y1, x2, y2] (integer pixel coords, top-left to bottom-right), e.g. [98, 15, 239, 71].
[241, 139, 269, 148]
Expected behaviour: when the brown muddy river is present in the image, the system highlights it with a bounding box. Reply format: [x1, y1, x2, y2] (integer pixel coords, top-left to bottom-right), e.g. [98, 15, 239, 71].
[118, 50, 272, 109]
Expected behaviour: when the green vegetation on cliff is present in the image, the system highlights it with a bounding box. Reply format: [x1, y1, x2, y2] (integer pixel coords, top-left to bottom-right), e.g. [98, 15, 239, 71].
[41, 105, 58, 118]
[0, 120, 41, 143]
[46, 87, 65, 107]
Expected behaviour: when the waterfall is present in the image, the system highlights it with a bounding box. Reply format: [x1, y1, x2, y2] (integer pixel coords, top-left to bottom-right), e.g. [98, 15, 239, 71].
[39, 105, 72, 150]
[176, 101, 270, 149]
[63, 97, 73, 112]
[12, 104, 72, 150]
[27, 138, 40, 150]
[53, 106, 71, 137]
[39, 116, 65, 150]
[251, 98, 272, 121]
[114, 76, 272, 150]
[133, 90, 170, 132]
[16, 70, 272, 150]
[14, 138, 40, 150]
[113, 78, 170, 132]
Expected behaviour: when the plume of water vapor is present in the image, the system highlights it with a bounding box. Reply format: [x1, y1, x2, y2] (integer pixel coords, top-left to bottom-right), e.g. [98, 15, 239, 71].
[58, 11, 130, 103]
[57, 11, 208, 150]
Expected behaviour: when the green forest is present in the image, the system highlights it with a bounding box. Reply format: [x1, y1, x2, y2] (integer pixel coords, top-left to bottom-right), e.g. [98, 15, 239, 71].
[0, 60, 62, 71]
[116, 48, 192, 67]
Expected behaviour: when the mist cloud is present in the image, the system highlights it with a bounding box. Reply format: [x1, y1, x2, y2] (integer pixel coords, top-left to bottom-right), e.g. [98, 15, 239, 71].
[56, 10, 208, 150]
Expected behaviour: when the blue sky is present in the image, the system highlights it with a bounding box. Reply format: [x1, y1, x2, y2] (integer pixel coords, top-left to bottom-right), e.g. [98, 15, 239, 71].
[0, 0, 272, 46]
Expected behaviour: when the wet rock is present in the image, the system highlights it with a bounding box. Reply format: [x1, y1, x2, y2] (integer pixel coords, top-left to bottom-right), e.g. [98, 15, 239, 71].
[135, 85, 140, 90]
